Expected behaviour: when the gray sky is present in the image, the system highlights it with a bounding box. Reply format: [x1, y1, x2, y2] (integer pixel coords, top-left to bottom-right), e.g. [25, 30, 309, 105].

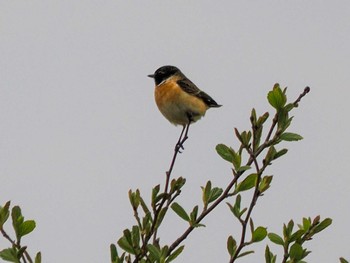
[1, 1, 349, 262]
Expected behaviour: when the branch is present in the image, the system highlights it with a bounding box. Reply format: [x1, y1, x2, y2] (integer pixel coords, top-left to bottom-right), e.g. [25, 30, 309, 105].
[133, 128, 186, 262]
[1, 229, 33, 263]
[167, 86, 311, 258]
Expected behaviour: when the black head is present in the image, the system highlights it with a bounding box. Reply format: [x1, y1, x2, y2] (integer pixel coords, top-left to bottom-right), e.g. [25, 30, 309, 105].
[148, 65, 182, 85]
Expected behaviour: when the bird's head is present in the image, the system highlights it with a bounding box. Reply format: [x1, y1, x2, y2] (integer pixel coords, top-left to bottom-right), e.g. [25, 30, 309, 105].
[148, 65, 181, 85]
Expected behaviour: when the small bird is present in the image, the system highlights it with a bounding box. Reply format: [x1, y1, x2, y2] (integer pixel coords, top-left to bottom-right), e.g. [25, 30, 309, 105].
[148, 65, 221, 150]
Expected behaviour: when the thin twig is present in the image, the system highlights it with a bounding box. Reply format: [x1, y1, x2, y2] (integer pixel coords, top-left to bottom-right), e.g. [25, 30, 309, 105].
[230, 147, 268, 262]
[133, 124, 189, 263]
[1, 229, 32, 263]
[293, 87, 310, 107]
[168, 173, 241, 254]
[1, 229, 16, 246]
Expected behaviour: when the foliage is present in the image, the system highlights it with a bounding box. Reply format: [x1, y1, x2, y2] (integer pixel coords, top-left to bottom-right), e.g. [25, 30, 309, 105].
[1, 84, 347, 262]
[110, 84, 338, 262]
[267, 216, 332, 263]
[0, 201, 41, 263]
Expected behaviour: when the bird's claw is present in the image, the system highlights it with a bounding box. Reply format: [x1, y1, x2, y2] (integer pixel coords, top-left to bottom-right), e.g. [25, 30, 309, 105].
[175, 142, 185, 153]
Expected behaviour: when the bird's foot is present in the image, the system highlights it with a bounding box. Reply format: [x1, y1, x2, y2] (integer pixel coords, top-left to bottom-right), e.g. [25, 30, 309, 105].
[175, 142, 185, 153]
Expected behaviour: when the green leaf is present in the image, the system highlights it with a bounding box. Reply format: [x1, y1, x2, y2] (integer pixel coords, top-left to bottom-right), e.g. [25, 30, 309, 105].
[237, 250, 254, 258]
[153, 193, 167, 207]
[252, 111, 269, 151]
[17, 247, 26, 259]
[239, 208, 247, 217]
[123, 229, 132, 244]
[170, 177, 186, 193]
[131, 225, 140, 248]
[235, 173, 257, 194]
[268, 233, 284, 246]
[216, 144, 241, 170]
[278, 114, 293, 133]
[249, 218, 255, 235]
[34, 252, 42, 263]
[202, 181, 212, 207]
[142, 212, 152, 236]
[227, 236, 236, 257]
[128, 189, 140, 209]
[284, 220, 294, 239]
[216, 144, 234, 163]
[117, 236, 134, 254]
[166, 246, 184, 262]
[171, 203, 189, 222]
[267, 83, 287, 110]
[284, 103, 294, 112]
[280, 132, 303, 141]
[117, 231, 135, 254]
[151, 185, 160, 207]
[340, 257, 349, 263]
[208, 187, 223, 203]
[273, 149, 288, 160]
[11, 206, 23, 222]
[289, 229, 305, 242]
[160, 245, 169, 259]
[189, 206, 198, 223]
[110, 244, 118, 262]
[240, 131, 252, 147]
[264, 146, 277, 165]
[252, 227, 267, 242]
[191, 223, 206, 228]
[139, 196, 150, 215]
[231, 150, 241, 170]
[237, 165, 251, 172]
[0, 248, 20, 263]
[289, 243, 303, 260]
[313, 218, 332, 234]
[155, 207, 168, 229]
[265, 245, 276, 263]
[301, 217, 311, 231]
[147, 244, 161, 260]
[18, 220, 36, 238]
[250, 108, 257, 126]
[234, 194, 241, 211]
[232, 194, 242, 214]
[257, 112, 270, 126]
[227, 194, 242, 219]
[0, 201, 11, 230]
[259, 175, 273, 193]
[11, 206, 25, 241]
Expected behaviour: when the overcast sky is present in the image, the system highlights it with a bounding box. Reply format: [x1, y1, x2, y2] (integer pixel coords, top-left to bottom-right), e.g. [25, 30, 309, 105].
[1, 1, 350, 262]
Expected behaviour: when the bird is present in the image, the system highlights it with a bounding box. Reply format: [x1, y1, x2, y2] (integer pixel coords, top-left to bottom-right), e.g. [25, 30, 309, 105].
[148, 65, 221, 151]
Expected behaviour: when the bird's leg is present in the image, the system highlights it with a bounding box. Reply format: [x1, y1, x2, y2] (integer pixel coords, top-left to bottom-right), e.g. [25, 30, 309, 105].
[181, 121, 191, 145]
[175, 114, 193, 152]
[175, 125, 186, 152]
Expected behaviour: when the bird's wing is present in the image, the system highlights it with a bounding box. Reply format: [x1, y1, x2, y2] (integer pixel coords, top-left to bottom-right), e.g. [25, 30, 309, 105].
[177, 78, 221, 107]
[177, 78, 201, 95]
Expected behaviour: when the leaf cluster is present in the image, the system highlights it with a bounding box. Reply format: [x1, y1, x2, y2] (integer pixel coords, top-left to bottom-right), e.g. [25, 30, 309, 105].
[111, 177, 187, 263]
[266, 216, 332, 263]
[0, 201, 41, 263]
[215, 84, 311, 261]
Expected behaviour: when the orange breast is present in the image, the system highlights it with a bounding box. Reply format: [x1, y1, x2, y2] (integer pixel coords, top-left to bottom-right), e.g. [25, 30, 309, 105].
[154, 78, 208, 125]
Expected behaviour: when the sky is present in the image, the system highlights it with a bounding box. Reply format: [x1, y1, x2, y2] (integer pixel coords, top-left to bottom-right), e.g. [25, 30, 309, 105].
[1, 1, 350, 262]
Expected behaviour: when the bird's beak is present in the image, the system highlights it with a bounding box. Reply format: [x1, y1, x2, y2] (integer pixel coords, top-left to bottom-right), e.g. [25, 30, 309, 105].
[147, 74, 154, 78]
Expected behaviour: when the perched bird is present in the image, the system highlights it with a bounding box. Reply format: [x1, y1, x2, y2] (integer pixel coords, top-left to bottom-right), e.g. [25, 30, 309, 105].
[148, 65, 221, 150]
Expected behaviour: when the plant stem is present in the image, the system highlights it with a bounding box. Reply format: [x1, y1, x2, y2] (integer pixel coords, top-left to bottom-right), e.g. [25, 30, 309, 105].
[1, 229, 33, 263]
